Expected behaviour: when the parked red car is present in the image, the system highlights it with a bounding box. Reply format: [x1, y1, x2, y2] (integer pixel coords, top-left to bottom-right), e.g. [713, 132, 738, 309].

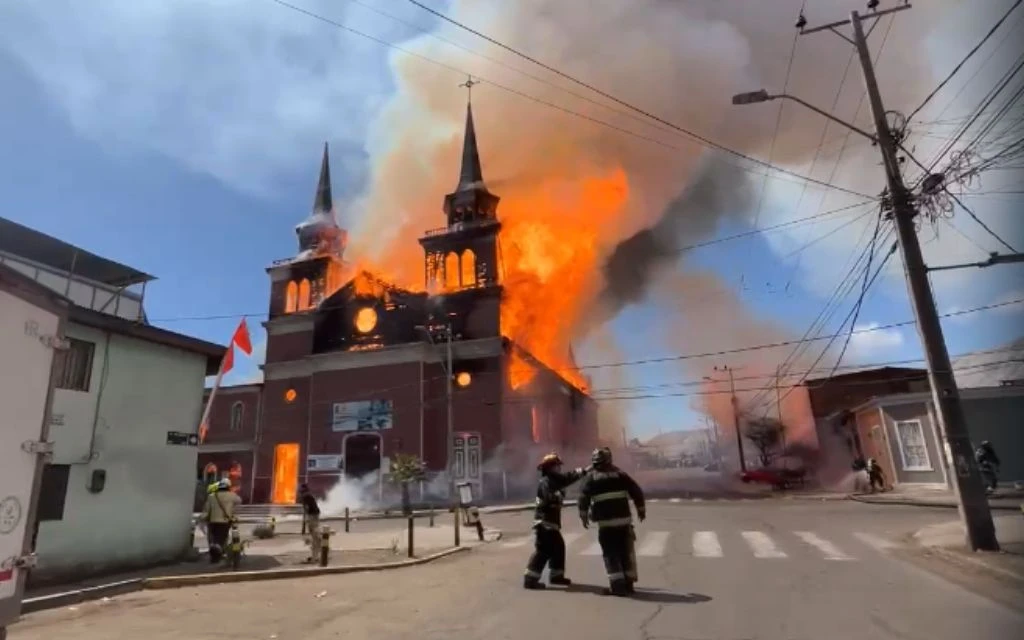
[740, 467, 807, 490]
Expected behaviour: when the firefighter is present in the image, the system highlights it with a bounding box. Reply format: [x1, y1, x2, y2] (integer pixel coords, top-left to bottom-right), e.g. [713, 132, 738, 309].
[202, 479, 241, 564]
[578, 447, 646, 597]
[866, 458, 886, 492]
[523, 452, 589, 590]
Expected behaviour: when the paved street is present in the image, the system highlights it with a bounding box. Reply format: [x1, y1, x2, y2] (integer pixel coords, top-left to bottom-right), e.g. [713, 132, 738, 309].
[11, 502, 1023, 640]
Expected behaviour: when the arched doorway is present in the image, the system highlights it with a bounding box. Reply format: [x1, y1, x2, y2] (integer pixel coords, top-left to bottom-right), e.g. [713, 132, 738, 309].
[343, 433, 383, 479]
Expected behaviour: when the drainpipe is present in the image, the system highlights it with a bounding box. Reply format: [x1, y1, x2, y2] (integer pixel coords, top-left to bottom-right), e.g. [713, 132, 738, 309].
[304, 372, 315, 487]
[77, 330, 112, 465]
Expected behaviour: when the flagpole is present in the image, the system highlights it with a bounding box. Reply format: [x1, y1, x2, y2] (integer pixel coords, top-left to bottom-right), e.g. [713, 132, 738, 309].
[199, 348, 231, 443]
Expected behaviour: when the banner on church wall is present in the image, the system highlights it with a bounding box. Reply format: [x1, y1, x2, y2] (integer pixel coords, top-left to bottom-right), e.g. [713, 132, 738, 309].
[331, 400, 393, 432]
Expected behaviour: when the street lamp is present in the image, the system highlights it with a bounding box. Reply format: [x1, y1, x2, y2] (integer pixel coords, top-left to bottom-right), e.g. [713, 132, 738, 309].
[732, 89, 878, 144]
[414, 319, 459, 547]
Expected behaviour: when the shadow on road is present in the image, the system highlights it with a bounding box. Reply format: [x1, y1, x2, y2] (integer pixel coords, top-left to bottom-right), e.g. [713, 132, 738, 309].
[565, 583, 712, 604]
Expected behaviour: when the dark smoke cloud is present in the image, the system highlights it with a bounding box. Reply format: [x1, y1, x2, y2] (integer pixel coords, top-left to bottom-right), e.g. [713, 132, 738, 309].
[598, 159, 757, 317]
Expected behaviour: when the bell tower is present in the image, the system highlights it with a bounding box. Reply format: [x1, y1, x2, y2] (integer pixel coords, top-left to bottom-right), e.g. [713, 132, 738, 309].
[419, 78, 502, 294]
[267, 143, 349, 319]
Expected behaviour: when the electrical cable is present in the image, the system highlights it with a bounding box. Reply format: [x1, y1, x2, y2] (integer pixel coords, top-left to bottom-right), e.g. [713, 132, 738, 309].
[906, 0, 1024, 123]
[396, 0, 874, 198]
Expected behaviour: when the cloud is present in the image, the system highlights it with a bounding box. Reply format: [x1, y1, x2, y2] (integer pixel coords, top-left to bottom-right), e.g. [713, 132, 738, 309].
[0, 0, 398, 195]
[846, 322, 905, 361]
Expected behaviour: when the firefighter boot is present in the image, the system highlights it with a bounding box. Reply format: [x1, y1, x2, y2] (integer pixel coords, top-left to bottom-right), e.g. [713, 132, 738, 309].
[603, 579, 630, 597]
[523, 576, 547, 590]
[549, 575, 572, 586]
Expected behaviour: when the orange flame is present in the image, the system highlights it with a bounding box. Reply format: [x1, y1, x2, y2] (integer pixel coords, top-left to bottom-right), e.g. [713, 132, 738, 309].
[499, 169, 629, 392]
[334, 166, 630, 397]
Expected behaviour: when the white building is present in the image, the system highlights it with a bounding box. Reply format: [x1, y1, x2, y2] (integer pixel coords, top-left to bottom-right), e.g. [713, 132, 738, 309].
[0, 217, 223, 585]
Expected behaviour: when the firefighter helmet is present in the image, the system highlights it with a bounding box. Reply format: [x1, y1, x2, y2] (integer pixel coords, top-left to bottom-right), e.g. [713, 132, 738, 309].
[591, 447, 612, 467]
[537, 452, 563, 471]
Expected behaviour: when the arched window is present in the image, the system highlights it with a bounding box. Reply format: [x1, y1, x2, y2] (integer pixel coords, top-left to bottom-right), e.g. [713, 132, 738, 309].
[445, 252, 460, 290]
[230, 401, 244, 431]
[284, 281, 298, 313]
[297, 279, 312, 311]
[461, 249, 476, 287]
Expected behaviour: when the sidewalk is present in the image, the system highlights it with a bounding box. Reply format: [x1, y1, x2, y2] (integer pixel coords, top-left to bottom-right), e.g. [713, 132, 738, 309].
[851, 485, 1024, 510]
[23, 522, 485, 613]
[912, 514, 1024, 583]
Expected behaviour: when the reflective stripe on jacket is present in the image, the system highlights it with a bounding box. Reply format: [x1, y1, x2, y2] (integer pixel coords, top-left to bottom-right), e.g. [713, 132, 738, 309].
[533, 468, 586, 530]
[578, 467, 645, 528]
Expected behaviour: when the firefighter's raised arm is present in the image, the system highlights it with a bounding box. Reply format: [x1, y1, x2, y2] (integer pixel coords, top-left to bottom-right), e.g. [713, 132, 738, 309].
[577, 474, 594, 528]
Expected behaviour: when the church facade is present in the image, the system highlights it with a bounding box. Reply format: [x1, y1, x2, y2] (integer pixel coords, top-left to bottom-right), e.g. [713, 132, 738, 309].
[198, 104, 599, 505]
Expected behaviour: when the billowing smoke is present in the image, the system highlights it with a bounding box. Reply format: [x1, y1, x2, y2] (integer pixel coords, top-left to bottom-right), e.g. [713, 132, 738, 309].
[596, 159, 756, 323]
[345, 0, 964, 475]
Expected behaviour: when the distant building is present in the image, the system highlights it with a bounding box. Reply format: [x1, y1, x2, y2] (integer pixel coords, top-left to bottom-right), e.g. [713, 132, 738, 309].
[0, 219, 223, 585]
[845, 385, 1024, 487]
[199, 102, 599, 505]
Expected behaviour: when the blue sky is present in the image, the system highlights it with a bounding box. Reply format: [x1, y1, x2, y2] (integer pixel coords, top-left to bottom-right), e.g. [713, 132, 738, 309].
[2, 1, 1021, 440]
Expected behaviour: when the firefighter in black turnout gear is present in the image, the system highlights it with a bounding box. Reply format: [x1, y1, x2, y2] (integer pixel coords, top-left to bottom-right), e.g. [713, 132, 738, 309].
[578, 447, 646, 597]
[523, 453, 589, 590]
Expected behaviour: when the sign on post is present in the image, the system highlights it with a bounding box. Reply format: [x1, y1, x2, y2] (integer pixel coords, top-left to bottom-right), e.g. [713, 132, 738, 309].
[166, 431, 198, 446]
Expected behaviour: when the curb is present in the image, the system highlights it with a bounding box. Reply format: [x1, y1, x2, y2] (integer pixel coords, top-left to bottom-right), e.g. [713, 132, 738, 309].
[20, 546, 471, 613]
[917, 544, 1024, 583]
[21, 579, 144, 615]
[850, 495, 1022, 511]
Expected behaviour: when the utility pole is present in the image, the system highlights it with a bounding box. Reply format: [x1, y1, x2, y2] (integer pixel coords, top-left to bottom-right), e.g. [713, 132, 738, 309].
[715, 365, 746, 473]
[445, 322, 459, 548]
[800, 6, 998, 551]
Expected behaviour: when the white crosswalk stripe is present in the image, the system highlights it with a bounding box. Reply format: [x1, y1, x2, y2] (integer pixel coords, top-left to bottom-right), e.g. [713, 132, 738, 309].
[637, 531, 670, 557]
[741, 531, 788, 558]
[794, 531, 853, 561]
[692, 531, 723, 558]
[490, 529, 898, 562]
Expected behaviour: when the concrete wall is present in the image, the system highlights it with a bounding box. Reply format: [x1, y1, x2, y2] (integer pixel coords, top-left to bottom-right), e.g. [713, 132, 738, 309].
[33, 322, 206, 584]
[962, 394, 1024, 483]
[880, 404, 946, 485]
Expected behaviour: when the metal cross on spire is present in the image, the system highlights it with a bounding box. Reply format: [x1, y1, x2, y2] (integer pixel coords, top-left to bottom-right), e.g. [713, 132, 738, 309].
[459, 75, 481, 104]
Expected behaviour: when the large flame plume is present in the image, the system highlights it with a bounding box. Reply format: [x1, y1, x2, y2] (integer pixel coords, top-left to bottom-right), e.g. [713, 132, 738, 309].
[342, 0, 958, 404]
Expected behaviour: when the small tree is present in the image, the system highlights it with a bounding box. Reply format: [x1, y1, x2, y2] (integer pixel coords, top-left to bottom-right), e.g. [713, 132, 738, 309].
[390, 454, 426, 515]
[744, 417, 784, 468]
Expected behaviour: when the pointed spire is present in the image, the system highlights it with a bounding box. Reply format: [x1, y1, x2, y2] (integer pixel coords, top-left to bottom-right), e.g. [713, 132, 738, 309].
[313, 142, 333, 214]
[457, 103, 485, 191]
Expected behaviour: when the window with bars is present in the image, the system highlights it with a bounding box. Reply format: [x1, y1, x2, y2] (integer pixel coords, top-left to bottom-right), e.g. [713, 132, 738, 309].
[55, 338, 95, 392]
[895, 420, 932, 471]
[230, 401, 244, 431]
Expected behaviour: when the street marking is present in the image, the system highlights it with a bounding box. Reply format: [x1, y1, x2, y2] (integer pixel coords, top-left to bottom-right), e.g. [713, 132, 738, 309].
[669, 498, 682, 503]
[637, 531, 670, 557]
[581, 540, 603, 556]
[561, 532, 583, 549]
[692, 531, 723, 558]
[852, 532, 897, 551]
[741, 531, 787, 558]
[692, 498, 703, 502]
[500, 537, 531, 549]
[649, 499, 661, 503]
[794, 531, 854, 561]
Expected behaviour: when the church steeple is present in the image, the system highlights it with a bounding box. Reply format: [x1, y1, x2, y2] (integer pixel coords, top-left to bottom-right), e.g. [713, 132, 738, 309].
[457, 103, 485, 192]
[313, 142, 333, 214]
[296, 142, 346, 257]
[443, 78, 500, 228]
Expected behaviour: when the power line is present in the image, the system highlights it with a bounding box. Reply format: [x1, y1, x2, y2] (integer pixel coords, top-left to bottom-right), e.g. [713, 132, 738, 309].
[906, 0, 1024, 123]
[399, 0, 874, 199]
[152, 199, 875, 324]
[752, 10, 804, 228]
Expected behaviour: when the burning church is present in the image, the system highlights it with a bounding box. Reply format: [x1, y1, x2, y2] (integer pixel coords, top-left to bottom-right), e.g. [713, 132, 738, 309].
[198, 101, 600, 505]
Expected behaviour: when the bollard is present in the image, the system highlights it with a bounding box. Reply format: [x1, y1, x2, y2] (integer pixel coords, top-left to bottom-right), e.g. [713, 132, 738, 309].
[344, 507, 350, 533]
[319, 526, 331, 567]
[407, 516, 414, 558]
[428, 505, 435, 527]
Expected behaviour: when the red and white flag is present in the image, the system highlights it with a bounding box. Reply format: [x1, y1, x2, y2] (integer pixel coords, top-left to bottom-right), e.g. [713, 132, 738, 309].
[198, 319, 252, 443]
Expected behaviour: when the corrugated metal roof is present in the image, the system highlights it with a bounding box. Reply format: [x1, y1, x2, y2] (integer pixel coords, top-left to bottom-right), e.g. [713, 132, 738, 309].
[0, 216, 154, 287]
